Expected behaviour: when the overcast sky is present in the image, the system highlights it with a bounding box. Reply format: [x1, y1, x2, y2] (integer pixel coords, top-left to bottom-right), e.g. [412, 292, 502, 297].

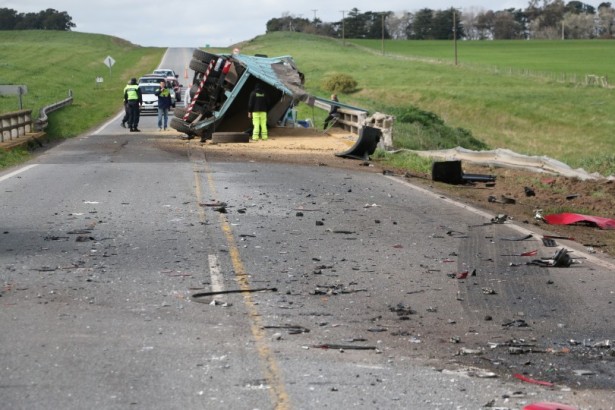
[12, 0, 541, 47]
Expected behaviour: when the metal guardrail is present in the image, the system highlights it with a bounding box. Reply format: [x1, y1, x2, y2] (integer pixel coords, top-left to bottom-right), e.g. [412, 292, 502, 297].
[34, 89, 73, 131]
[0, 90, 73, 147]
[313, 97, 395, 148]
[0, 109, 33, 143]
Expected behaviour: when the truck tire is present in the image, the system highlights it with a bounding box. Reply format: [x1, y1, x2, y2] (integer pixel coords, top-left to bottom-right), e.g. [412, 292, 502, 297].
[193, 49, 216, 63]
[170, 117, 192, 135]
[173, 107, 199, 123]
[189, 58, 216, 75]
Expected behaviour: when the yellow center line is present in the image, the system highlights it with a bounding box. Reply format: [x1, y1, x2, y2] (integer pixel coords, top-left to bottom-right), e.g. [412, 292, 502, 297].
[193, 159, 290, 410]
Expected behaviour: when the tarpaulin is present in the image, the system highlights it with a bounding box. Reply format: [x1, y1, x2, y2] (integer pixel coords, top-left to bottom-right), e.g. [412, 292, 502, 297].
[543, 213, 615, 230]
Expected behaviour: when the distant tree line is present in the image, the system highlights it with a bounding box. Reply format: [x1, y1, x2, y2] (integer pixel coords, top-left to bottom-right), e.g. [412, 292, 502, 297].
[266, 1, 615, 40]
[0, 8, 75, 31]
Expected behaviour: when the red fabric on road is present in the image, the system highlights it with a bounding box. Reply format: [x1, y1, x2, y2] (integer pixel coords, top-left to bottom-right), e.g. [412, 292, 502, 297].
[543, 213, 615, 230]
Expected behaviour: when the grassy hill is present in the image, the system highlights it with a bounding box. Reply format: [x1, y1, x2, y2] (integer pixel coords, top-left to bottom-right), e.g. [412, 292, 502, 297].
[1, 30, 614, 174]
[0, 31, 164, 138]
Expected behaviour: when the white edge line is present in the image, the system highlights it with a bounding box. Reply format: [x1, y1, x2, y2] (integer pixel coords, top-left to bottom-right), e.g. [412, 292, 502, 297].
[385, 174, 615, 271]
[0, 164, 38, 183]
[93, 112, 125, 135]
[208, 254, 225, 301]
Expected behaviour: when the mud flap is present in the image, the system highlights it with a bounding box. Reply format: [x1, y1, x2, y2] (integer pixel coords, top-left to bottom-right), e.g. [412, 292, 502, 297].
[335, 126, 381, 160]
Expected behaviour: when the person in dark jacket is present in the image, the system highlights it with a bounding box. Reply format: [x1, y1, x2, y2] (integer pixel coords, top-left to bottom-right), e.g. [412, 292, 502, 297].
[247, 83, 269, 141]
[323, 94, 339, 130]
[124, 78, 142, 132]
[155, 81, 173, 131]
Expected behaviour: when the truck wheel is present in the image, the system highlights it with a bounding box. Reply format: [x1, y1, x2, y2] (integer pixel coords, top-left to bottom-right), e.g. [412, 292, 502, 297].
[173, 107, 199, 123]
[170, 117, 192, 135]
[189, 59, 220, 80]
[189, 58, 211, 74]
[193, 49, 216, 63]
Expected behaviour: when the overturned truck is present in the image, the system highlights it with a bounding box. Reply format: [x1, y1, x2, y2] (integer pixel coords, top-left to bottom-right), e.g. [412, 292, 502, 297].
[170, 49, 307, 141]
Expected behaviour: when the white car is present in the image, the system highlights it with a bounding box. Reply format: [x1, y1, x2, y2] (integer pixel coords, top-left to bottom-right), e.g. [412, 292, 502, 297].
[153, 68, 178, 78]
[139, 84, 160, 112]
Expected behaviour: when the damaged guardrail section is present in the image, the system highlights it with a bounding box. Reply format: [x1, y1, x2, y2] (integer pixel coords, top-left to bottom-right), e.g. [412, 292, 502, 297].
[34, 89, 73, 131]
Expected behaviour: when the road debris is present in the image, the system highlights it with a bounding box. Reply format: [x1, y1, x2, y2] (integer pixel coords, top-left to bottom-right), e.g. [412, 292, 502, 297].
[488, 195, 516, 204]
[312, 343, 377, 351]
[500, 233, 533, 241]
[543, 212, 615, 230]
[528, 248, 574, 268]
[513, 373, 554, 387]
[310, 284, 367, 295]
[501, 249, 538, 257]
[191, 287, 277, 303]
[264, 325, 310, 334]
[523, 402, 578, 410]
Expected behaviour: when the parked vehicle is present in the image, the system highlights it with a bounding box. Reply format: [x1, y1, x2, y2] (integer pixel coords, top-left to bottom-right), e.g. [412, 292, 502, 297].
[170, 50, 306, 140]
[138, 76, 177, 108]
[153, 68, 178, 78]
[165, 77, 182, 102]
[139, 84, 160, 113]
[138, 74, 167, 86]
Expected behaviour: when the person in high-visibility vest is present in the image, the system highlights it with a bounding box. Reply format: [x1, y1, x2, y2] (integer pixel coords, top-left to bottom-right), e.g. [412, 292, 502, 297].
[155, 81, 173, 131]
[247, 83, 269, 141]
[120, 79, 131, 128]
[123, 78, 142, 132]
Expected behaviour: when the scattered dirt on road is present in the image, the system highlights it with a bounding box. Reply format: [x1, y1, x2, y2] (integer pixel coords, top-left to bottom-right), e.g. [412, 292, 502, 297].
[157, 126, 615, 406]
[160, 126, 615, 259]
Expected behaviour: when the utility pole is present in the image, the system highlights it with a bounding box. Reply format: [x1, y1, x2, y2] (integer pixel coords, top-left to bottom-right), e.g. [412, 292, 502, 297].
[340, 10, 346, 46]
[381, 12, 385, 56]
[312, 9, 317, 21]
[453, 9, 458, 66]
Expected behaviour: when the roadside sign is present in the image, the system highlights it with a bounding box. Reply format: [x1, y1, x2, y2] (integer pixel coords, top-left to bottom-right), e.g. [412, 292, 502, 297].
[103, 56, 115, 68]
[0, 85, 28, 109]
[103, 55, 115, 77]
[0, 85, 28, 95]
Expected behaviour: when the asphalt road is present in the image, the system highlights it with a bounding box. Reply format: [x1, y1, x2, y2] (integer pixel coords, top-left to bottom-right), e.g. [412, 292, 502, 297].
[0, 48, 613, 410]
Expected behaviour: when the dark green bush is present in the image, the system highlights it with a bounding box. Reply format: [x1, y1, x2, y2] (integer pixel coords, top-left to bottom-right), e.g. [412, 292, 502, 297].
[386, 105, 489, 151]
[321, 72, 358, 93]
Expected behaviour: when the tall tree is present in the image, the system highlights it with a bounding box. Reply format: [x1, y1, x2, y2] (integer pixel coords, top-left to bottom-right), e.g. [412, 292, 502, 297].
[411, 8, 434, 39]
[40, 8, 75, 30]
[386, 11, 413, 39]
[597, 3, 615, 37]
[432, 8, 464, 39]
[562, 11, 596, 37]
[0, 7, 18, 29]
[493, 10, 524, 38]
[476, 10, 496, 39]
[344, 8, 366, 38]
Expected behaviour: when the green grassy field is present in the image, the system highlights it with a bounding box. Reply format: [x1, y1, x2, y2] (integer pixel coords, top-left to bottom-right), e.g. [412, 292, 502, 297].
[233, 33, 615, 173]
[2, 31, 614, 174]
[357, 39, 615, 80]
[0, 31, 164, 139]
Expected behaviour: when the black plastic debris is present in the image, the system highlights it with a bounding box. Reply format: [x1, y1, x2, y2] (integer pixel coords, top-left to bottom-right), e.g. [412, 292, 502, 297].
[501, 233, 533, 241]
[490, 214, 510, 224]
[524, 186, 536, 197]
[502, 319, 529, 327]
[334, 126, 382, 161]
[528, 248, 573, 268]
[542, 237, 558, 247]
[488, 195, 516, 204]
[431, 160, 496, 185]
[312, 343, 377, 350]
